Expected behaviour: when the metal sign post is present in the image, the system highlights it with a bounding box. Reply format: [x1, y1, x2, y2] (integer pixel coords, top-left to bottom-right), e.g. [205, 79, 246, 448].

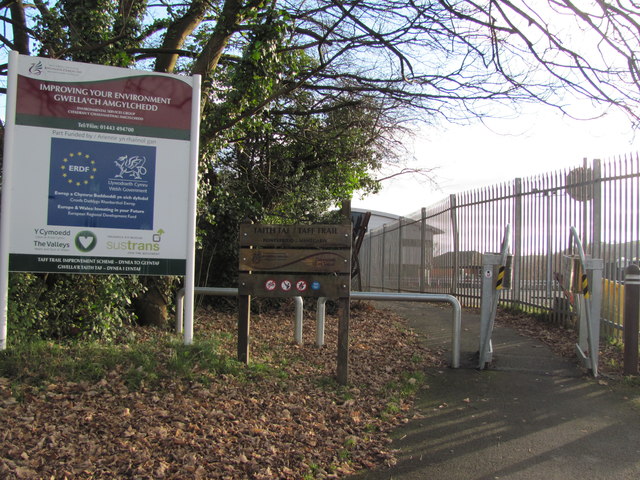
[478, 225, 512, 369]
[567, 227, 603, 377]
[478, 253, 501, 368]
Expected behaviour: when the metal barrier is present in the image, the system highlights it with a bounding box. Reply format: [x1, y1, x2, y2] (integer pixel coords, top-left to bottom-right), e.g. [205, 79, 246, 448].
[568, 226, 603, 377]
[175, 287, 236, 335]
[175, 288, 461, 368]
[175, 287, 303, 346]
[478, 224, 512, 368]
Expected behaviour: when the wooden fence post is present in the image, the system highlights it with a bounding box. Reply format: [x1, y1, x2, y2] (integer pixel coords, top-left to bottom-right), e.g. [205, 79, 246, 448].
[238, 295, 251, 364]
[337, 199, 352, 385]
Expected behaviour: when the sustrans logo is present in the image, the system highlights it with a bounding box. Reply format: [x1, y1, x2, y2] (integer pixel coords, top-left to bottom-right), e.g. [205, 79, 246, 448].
[29, 61, 43, 75]
[75, 231, 97, 252]
[106, 240, 159, 252]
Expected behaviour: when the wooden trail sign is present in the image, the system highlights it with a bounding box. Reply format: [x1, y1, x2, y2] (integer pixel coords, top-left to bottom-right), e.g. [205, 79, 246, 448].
[237, 220, 353, 385]
[238, 224, 351, 298]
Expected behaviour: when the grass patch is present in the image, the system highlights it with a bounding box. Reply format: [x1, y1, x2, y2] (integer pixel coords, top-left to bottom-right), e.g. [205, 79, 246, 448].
[379, 370, 426, 418]
[303, 463, 322, 480]
[384, 401, 401, 415]
[384, 371, 425, 398]
[0, 330, 255, 393]
[606, 336, 624, 351]
[0, 340, 121, 385]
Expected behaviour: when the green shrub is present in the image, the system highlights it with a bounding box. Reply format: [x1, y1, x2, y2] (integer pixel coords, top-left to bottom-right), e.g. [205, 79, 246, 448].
[7, 273, 145, 343]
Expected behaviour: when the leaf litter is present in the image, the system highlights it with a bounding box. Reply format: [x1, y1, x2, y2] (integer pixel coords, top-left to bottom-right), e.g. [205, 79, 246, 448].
[0, 302, 444, 479]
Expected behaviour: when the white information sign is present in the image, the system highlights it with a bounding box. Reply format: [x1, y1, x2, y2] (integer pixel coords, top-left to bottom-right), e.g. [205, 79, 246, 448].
[0, 53, 201, 347]
[4, 54, 199, 275]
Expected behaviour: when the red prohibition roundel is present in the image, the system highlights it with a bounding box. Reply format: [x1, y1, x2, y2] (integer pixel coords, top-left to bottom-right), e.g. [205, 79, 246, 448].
[280, 280, 292, 291]
[265, 279, 277, 291]
[296, 280, 308, 292]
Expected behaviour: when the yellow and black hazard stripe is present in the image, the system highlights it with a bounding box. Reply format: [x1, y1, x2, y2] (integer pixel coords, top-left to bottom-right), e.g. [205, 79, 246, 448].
[581, 273, 590, 298]
[496, 266, 506, 290]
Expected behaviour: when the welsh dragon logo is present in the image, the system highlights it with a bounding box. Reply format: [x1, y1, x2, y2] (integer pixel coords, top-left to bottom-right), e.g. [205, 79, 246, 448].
[114, 155, 147, 180]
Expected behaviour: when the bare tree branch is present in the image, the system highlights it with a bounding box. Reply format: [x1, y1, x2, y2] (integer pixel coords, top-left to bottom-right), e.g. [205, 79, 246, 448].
[375, 167, 437, 183]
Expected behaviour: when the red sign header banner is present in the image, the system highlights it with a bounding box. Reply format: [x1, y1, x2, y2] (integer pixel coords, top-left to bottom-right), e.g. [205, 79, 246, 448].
[14, 57, 193, 140]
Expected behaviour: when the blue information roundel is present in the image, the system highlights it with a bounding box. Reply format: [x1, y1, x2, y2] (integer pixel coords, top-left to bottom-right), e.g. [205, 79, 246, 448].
[47, 137, 156, 230]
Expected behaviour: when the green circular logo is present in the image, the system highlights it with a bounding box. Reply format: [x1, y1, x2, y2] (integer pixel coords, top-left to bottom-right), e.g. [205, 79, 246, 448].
[75, 231, 97, 252]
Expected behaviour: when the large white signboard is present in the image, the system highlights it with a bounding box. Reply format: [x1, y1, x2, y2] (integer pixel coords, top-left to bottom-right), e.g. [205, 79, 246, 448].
[3, 54, 199, 275]
[0, 53, 201, 348]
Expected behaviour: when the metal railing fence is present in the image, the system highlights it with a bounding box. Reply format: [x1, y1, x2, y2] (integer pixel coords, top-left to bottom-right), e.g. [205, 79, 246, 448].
[358, 154, 640, 338]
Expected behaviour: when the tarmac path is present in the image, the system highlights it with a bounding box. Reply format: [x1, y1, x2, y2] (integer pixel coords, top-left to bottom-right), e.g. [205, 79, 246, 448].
[348, 301, 640, 480]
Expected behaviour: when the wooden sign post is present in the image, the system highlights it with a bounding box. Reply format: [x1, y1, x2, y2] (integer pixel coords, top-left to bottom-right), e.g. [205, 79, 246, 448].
[238, 220, 352, 383]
